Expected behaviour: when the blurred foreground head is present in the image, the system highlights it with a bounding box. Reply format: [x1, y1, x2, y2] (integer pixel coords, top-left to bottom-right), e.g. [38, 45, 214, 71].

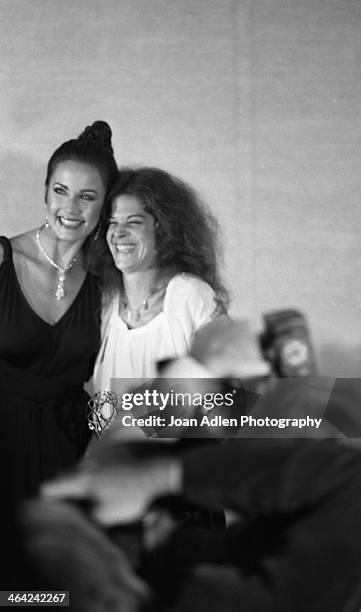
[17, 499, 150, 612]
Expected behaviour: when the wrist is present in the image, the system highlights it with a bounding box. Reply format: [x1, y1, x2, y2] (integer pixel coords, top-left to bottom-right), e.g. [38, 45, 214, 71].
[158, 356, 213, 378]
[152, 457, 182, 499]
[167, 458, 182, 495]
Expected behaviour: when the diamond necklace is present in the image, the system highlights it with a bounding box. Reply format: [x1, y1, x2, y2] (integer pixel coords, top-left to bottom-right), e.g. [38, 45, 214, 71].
[36, 227, 77, 300]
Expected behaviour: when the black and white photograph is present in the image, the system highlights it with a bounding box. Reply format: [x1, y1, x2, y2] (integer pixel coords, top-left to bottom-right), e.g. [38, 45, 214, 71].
[1, 1, 361, 610]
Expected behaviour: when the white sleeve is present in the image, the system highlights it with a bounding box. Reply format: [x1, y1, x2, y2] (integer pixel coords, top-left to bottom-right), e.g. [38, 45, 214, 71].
[165, 275, 217, 335]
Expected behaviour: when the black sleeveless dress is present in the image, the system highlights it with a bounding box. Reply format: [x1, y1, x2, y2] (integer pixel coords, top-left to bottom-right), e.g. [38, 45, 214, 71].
[0, 237, 101, 503]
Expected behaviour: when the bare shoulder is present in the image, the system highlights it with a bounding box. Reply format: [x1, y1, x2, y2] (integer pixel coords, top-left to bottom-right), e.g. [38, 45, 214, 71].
[10, 230, 36, 259]
[1, 230, 36, 269]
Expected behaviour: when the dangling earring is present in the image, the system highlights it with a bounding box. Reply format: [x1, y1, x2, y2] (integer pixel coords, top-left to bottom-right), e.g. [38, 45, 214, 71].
[93, 224, 102, 241]
[44, 216, 50, 230]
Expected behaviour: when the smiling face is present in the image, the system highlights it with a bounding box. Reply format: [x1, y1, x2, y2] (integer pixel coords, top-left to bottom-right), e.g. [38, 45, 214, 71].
[106, 195, 156, 274]
[45, 160, 106, 242]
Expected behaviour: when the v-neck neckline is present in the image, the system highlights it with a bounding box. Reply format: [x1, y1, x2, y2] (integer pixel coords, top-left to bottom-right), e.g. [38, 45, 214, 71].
[6, 237, 88, 328]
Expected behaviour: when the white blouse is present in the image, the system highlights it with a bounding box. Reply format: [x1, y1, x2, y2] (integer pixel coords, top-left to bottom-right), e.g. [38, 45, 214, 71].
[93, 274, 217, 394]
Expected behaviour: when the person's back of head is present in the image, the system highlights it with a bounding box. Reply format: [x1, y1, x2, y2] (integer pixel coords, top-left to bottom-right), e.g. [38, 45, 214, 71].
[17, 499, 150, 612]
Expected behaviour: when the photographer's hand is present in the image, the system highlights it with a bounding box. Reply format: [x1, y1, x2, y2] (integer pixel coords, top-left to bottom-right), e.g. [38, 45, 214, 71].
[191, 316, 271, 379]
[42, 442, 182, 526]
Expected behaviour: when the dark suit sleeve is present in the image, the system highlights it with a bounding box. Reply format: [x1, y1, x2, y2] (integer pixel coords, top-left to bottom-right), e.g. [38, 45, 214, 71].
[182, 440, 356, 513]
[178, 440, 361, 612]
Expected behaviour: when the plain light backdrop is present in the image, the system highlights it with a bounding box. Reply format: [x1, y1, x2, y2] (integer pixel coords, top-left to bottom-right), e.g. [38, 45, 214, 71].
[1, 0, 360, 375]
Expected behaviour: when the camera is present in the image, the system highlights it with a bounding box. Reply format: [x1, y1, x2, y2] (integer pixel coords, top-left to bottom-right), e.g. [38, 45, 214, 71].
[259, 309, 317, 378]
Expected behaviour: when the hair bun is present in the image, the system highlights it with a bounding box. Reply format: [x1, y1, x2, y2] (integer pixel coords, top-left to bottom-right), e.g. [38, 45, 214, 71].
[78, 121, 114, 153]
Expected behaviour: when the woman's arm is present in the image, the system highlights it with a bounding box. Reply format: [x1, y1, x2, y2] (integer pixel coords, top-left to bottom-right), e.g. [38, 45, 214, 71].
[0, 243, 4, 267]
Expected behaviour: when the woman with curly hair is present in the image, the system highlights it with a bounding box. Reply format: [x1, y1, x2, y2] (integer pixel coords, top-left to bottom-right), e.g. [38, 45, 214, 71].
[90, 167, 228, 400]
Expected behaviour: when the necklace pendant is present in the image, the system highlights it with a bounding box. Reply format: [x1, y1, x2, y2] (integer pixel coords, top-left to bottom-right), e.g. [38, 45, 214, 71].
[55, 278, 65, 300]
[55, 288, 64, 300]
[55, 286, 65, 300]
[36, 228, 77, 302]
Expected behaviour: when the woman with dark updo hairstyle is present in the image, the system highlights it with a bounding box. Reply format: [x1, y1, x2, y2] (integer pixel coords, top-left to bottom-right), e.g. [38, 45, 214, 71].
[0, 121, 118, 502]
[88, 167, 229, 419]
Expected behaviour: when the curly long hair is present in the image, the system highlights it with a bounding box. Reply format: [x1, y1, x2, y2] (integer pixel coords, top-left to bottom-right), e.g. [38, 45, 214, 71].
[88, 167, 229, 310]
